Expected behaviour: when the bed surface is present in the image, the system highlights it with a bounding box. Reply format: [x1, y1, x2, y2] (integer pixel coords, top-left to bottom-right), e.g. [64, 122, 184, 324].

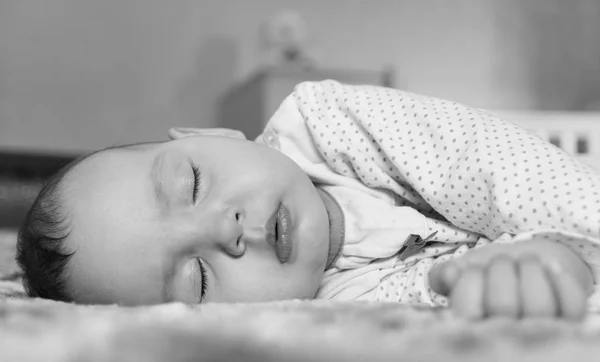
[4, 297, 600, 362]
[2, 229, 600, 362]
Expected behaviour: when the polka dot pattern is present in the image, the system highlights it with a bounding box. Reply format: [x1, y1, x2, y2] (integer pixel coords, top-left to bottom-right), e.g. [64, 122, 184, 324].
[261, 80, 600, 306]
[294, 80, 600, 241]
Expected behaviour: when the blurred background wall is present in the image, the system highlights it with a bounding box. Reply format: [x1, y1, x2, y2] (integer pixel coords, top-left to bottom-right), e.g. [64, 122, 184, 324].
[0, 0, 599, 153]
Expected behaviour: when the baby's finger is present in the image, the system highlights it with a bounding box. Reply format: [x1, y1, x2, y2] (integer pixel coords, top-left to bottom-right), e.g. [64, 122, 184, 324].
[518, 256, 557, 318]
[548, 268, 588, 321]
[450, 266, 485, 320]
[428, 261, 462, 297]
[485, 256, 520, 319]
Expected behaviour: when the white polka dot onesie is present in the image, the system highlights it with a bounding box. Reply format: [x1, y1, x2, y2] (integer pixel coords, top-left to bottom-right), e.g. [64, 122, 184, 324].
[255, 80, 600, 309]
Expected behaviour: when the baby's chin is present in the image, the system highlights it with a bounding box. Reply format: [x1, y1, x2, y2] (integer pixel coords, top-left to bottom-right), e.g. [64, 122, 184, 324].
[278, 258, 327, 302]
[305, 258, 328, 299]
[282, 278, 324, 302]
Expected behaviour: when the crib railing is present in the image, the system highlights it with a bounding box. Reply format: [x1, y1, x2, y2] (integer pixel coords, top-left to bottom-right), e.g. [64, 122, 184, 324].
[491, 110, 600, 170]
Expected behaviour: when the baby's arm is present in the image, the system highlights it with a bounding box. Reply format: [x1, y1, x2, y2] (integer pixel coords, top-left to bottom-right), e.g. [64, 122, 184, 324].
[428, 239, 594, 320]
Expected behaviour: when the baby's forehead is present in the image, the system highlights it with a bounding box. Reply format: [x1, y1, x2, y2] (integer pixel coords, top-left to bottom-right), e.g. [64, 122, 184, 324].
[64, 143, 162, 189]
[64, 143, 163, 232]
[88, 141, 164, 164]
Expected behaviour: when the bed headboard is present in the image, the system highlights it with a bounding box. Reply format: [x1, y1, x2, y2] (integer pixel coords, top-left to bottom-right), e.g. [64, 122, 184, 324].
[491, 110, 600, 171]
[0, 150, 79, 229]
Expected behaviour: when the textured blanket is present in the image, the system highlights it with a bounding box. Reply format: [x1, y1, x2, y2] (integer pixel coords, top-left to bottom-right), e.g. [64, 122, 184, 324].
[4, 285, 600, 361]
[3, 230, 600, 362]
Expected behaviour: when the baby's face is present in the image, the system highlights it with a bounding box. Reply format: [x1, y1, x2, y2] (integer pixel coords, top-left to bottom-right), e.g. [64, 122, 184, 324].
[62, 135, 330, 305]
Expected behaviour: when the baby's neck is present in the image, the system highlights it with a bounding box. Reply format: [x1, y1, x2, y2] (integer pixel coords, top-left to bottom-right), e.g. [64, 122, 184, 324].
[316, 187, 344, 270]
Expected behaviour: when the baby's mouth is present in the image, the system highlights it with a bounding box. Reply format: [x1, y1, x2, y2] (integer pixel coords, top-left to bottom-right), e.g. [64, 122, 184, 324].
[265, 203, 293, 263]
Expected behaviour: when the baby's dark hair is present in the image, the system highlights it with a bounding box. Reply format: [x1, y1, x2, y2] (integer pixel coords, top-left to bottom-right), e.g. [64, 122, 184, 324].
[15, 153, 94, 302]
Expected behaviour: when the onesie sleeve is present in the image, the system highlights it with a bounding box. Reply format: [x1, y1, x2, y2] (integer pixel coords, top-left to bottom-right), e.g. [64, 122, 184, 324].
[289, 80, 600, 285]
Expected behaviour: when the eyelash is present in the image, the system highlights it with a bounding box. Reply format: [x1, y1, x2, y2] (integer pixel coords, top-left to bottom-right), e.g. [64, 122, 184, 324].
[191, 164, 201, 202]
[196, 257, 208, 302]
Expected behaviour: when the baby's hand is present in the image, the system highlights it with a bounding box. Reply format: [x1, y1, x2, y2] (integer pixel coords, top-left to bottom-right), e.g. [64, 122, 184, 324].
[428, 240, 594, 320]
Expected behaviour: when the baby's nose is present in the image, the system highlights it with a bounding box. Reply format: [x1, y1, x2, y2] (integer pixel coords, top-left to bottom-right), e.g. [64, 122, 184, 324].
[214, 207, 245, 257]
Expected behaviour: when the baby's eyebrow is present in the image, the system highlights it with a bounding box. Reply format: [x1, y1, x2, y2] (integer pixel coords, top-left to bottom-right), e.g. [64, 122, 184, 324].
[161, 261, 177, 302]
[150, 152, 169, 212]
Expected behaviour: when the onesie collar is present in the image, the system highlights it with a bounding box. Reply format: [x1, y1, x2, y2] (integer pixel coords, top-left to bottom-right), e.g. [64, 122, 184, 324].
[316, 187, 345, 271]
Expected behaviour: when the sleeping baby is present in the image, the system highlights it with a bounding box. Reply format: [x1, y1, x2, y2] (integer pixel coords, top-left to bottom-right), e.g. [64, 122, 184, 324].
[16, 80, 600, 320]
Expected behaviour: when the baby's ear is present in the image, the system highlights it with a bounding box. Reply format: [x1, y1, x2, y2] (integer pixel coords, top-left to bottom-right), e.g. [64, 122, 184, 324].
[168, 127, 246, 141]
